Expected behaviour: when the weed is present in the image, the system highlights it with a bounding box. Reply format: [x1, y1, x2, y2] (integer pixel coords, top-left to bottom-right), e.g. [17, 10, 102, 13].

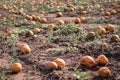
[73, 68, 92, 79]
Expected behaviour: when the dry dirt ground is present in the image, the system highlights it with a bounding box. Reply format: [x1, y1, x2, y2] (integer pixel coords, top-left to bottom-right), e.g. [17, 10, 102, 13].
[0, 1, 120, 80]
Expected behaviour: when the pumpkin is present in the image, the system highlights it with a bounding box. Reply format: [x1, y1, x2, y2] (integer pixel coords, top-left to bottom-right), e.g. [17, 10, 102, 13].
[110, 35, 120, 42]
[48, 61, 58, 69]
[7, 31, 12, 36]
[11, 63, 22, 73]
[81, 11, 87, 15]
[98, 67, 111, 77]
[48, 24, 55, 29]
[21, 44, 31, 54]
[74, 18, 81, 24]
[96, 55, 108, 65]
[57, 12, 63, 17]
[80, 17, 86, 23]
[56, 20, 64, 25]
[33, 28, 41, 33]
[99, 28, 106, 35]
[39, 18, 47, 23]
[80, 56, 96, 68]
[106, 24, 115, 32]
[111, 10, 117, 15]
[105, 12, 111, 16]
[26, 15, 33, 20]
[54, 58, 66, 68]
[87, 31, 96, 39]
[79, 6, 84, 10]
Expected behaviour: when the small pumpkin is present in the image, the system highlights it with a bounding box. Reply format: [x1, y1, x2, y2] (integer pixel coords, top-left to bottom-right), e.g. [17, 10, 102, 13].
[56, 20, 64, 25]
[74, 18, 81, 24]
[79, 6, 84, 10]
[111, 10, 117, 15]
[81, 11, 87, 15]
[57, 12, 63, 17]
[7, 31, 12, 36]
[54, 58, 66, 68]
[33, 28, 41, 33]
[110, 35, 120, 42]
[105, 12, 111, 16]
[99, 28, 106, 35]
[98, 67, 111, 77]
[80, 17, 86, 23]
[87, 31, 96, 39]
[106, 24, 115, 32]
[26, 15, 33, 20]
[39, 18, 47, 23]
[96, 55, 108, 65]
[48, 24, 55, 29]
[48, 61, 58, 69]
[21, 44, 31, 54]
[11, 63, 22, 73]
[80, 56, 96, 68]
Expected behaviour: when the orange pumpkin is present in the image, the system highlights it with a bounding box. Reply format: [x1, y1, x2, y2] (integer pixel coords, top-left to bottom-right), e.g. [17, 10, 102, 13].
[7, 31, 12, 36]
[96, 55, 108, 65]
[74, 18, 81, 24]
[33, 28, 41, 33]
[21, 44, 31, 54]
[99, 28, 106, 35]
[80, 17, 86, 23]
[54, 58, 66, 68]
[98, 67, 111, 77]
[48, 24, 55, 29]
[79, 6, 84, 10]
[39, 18, 47, 23]
[106, 24, 115, 32]
[56, 20, 64, 25]
[26, 15, 33, 20]
[48, 61, 58, 69]
[57, 12, 63, 17]
[11, 63, 22, 73]
[80, 56, 96, 68]
[111, 10, 117, 15]
[81, 11, 87, 15]
[105, 12, 111, 16]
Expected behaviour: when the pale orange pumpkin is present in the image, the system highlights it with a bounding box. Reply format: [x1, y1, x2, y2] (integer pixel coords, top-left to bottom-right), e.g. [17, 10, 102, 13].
[57, 12, 63, 17]
[79, 6, 84, 10]
[48, 61, 58, 69]
[48, 24, 55, 29]
[80, 56, 96, 68]
[33, 28, 41, 33]
[26, 15, 33, 20]
[96, 55, 108, 65]
[54, 58, 66, 68]
[11, 63, 22, 73]
[81, 11, 87, 15]
[99, 28, 106, 35]
[56, 20, 64, 25]
[87, 31, 96, 39]
[39, 18, 47, 23]
[80, 17, 86, 23]
[106, 24, 115, 32]
[74, 18, 81, 24]
[21, 44, 31, 54]
[111, 10, 117, 15]
[105, 12, 111, 16]
[98, 67, 111, 77]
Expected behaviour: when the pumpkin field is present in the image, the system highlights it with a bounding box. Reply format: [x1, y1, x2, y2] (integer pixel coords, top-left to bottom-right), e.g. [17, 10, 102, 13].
[0, 0, 120, 80]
